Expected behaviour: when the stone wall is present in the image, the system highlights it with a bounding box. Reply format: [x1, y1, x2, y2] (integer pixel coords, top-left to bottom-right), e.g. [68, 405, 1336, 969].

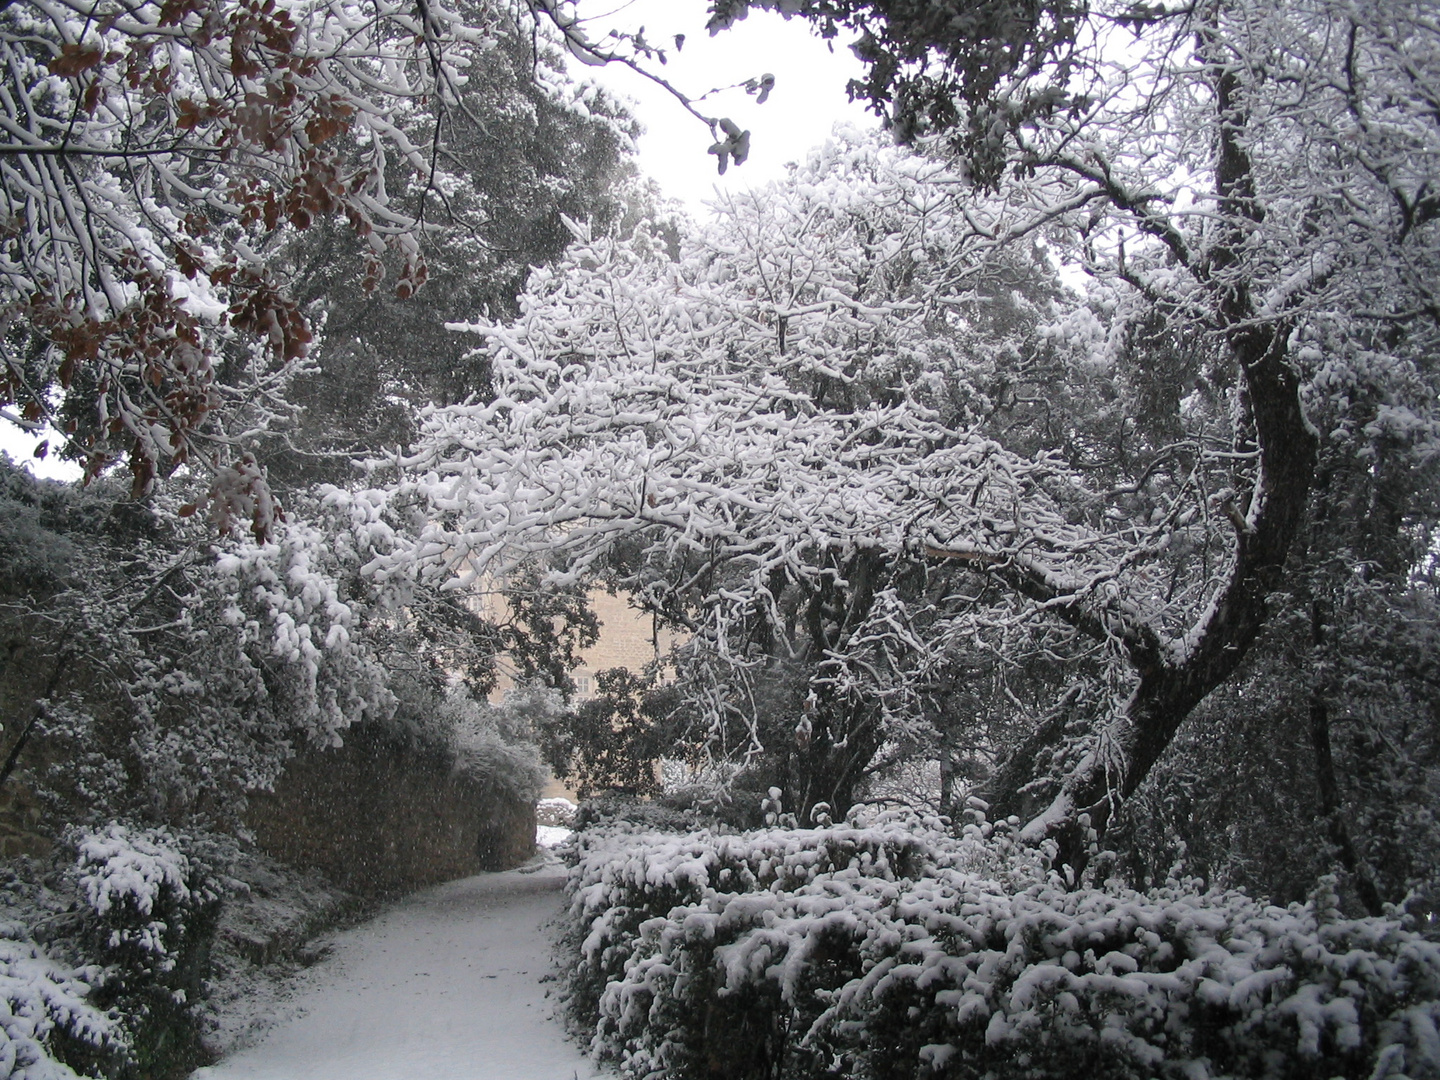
[245, 723, 535, 896]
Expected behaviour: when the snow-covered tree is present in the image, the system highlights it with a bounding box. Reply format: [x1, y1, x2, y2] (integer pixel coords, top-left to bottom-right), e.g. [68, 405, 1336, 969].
[350, 131, 1085, 816]
[262, 11, 644, 489]
[367, 0, 1440, 875]
[0, 0, 637, 537]
[698, 0, 1440, 870]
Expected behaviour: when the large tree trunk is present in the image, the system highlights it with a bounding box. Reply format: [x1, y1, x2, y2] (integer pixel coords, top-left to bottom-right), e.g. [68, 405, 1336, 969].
[784, 707, 884, 823]
[1009, 319, 1316, 864]
[975, 65, 1320, 872]
[783, 548, 889, 821]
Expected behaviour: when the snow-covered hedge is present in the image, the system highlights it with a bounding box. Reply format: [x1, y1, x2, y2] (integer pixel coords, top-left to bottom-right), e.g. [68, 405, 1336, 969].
[560, 815, 1440, 1080]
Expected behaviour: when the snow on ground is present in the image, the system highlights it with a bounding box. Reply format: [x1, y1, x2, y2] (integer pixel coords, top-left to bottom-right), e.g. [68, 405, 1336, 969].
[197, 853, 361, 1058]
[537, 798, 576, 850]
[191, 860, 603, 1080]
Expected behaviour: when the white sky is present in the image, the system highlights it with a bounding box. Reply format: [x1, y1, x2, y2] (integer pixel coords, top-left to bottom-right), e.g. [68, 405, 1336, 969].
[563, 0, 878, 217]
[0, 422, 78, 482]
[0, 2, 877, 483]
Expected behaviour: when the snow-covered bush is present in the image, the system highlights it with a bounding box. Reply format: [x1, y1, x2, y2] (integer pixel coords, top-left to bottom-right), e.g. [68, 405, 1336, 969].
[441, 687, 548, 806]
[560, 817, 1440, 1080]
[207, 512, 394, 755]
[560, 811, 976, 1071]
[74, 826, 218, 981]
[0, 929, 113, 1080]
[537, 799, 578, 829]
[72, 825, 221, 1076]
[1, 465, 398, 830]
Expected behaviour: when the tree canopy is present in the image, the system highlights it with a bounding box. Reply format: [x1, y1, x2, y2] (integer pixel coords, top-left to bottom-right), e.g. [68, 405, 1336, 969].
[355, 0, 1440, 885]
[2, 0, 1437, 916]
[0, 0, 639, 538]
[0, 2, 1438, 1074]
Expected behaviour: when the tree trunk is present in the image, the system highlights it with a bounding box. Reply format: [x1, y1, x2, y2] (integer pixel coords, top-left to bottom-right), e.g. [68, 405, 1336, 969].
[0, 644, 73, 795]
[938, 750, 955, 819]
[1309, 692, 1384, 915]
[782, 695, 884, 824]
[984, 63, 1320, 873]
[782, 549, 889, 822]
[1305, 596, 1384, 914]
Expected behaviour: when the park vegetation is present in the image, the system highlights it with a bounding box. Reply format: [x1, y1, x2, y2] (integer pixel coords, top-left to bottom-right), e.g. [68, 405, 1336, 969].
[0, 0, 1436, 1075]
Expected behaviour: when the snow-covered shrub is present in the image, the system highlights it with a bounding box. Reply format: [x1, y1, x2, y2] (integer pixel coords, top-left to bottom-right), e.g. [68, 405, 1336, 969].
[72, 825, 221, 1076]
[0, 929, 113, 1080]
[837, 876, 1440, 1080]
[440, 687, 548, 806]
[2, 466, 398, 831]
[560, 818, 1440, 1080]
[560, 811, 964, 1070]
[74, 825, 218, 981]
[537, 799, 578, 829]
[207, 512, 394, 756]
[572, 796, 697, 836]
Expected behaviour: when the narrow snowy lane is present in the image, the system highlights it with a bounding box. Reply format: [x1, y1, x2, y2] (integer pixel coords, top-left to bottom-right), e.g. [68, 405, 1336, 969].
[192, 862, 603, 1080]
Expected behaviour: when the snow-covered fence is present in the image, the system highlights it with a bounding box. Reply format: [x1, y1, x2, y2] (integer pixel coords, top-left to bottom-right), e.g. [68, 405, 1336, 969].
[559, 815, 1440, 1079]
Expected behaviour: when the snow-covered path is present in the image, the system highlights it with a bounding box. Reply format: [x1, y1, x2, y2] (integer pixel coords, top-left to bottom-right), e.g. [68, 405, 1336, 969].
[192, 862, 603, 1080]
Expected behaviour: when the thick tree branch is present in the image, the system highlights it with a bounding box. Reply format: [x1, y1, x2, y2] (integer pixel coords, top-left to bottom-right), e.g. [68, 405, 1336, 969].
[991, 56, 1322, 867]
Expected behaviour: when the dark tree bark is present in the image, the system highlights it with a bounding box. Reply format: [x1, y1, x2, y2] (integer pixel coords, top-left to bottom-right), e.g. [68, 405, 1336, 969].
[1304, 594, 1387, 915]
[783, 547, 889, 820]
[942, 63, 1321, 873]
[1308, 692, 1385, 915]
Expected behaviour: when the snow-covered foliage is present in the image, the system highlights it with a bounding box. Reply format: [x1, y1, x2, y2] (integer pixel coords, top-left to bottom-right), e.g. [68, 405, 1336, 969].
[560, 817, 1440, 1079]
[76, 827, 194, 920]
[0, 0, 624, 522]
[69, 823, 222, 1075]
[0, 465, 402, 827]
[73, 825, 217, 977]
[349, 131, 1110, 811]
[0, 932, 112, 1080]
[261, 5, 641, 493]
[206, 511, 394, 752]
[1116, 574, 1440, 913]
[356, 0, 1440, 866]
[438, 686, 549, 806]
[0, 827, 220, 1080]
[365, 132, 1065, 604]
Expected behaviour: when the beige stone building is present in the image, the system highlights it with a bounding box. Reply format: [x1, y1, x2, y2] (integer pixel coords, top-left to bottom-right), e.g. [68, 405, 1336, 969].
[568, 591, 669, 701]
[477, 588, 673, 799]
